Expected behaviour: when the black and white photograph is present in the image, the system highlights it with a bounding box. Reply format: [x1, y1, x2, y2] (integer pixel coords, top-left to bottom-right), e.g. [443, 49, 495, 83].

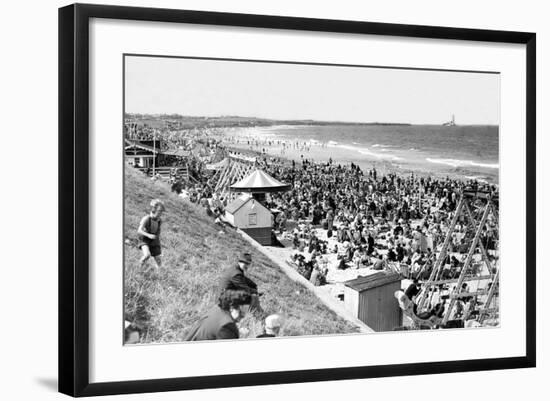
[0, 0, 543, 399]
[123, 55, 500, 344]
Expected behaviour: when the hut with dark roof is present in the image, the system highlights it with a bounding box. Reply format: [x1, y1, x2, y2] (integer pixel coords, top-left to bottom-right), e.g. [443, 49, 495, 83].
[124, 139, 161, 168]
[344, 272, 402, 331]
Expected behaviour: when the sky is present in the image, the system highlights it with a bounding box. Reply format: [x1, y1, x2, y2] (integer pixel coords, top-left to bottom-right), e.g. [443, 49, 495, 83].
[125, 55, 500, 125]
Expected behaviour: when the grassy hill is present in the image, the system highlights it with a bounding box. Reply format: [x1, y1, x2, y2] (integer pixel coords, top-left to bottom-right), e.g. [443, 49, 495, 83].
[124, 167, 358, 342]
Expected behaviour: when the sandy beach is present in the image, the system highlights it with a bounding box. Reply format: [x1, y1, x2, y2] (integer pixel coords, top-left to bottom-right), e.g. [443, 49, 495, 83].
[216, 125, 499, 184]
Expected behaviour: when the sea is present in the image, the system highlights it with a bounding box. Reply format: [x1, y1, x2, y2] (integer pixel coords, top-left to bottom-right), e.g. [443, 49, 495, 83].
[227, 124, 499, 184]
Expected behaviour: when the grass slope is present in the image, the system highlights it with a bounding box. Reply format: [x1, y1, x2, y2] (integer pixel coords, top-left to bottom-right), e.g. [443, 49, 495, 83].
[124, 167, 358, 342]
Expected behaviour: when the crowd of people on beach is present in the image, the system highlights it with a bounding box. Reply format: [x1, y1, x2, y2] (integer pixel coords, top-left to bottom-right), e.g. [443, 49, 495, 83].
[125, 120, 225, 157]
[162, 151, 498, 300]
[224, 134, 321, 156]
[139, 133, 498, 289]
[126, 122, 500, 341]
[252, 158, 498, 282]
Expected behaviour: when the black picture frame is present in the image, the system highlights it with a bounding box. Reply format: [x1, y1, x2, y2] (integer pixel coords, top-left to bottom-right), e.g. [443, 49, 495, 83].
[59, 3, 536, 397]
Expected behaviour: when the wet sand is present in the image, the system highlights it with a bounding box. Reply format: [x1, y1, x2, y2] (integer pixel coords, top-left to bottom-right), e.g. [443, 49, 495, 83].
[217, 127, 495, 183]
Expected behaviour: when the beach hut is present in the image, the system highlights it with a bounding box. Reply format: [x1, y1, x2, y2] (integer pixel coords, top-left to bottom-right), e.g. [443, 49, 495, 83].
[226, 169, 290, 245]
[225, 194, 273, 245]
[124, 139, 161, 168]
[343, 272, 402, 332]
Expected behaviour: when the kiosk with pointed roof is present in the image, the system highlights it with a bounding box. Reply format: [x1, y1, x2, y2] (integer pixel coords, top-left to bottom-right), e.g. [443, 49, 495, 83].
[230, 169, 291, 199]
[225, 169, 290, 245]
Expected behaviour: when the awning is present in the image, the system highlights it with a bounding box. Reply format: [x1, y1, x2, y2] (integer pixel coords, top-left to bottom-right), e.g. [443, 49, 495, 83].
[162, 148, 191, 158]
[124, 139, 160, 154]
[230, 169, 291, 193]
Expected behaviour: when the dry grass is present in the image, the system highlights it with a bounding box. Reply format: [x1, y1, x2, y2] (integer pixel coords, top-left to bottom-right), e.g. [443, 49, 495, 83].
[124, 167, 359, 342]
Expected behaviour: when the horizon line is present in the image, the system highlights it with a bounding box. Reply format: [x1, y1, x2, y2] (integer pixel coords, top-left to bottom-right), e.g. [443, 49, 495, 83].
[124, 112, 499, 126]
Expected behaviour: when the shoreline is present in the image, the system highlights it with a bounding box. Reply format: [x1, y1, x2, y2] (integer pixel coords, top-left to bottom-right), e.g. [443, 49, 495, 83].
[127, 115, 499, 184]
[218, 128, 499, 185]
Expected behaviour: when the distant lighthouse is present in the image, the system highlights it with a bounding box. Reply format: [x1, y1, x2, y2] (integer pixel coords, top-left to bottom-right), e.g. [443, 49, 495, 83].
[443, 114, 456, 126]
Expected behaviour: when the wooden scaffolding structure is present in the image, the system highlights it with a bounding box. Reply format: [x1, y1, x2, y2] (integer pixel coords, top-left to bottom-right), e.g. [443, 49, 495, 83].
[409, 190, 500, 328]
[211, 154, 256, 200]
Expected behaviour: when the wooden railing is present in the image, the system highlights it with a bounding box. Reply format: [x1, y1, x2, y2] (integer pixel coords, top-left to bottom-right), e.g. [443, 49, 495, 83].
[134, 165, 191, 182]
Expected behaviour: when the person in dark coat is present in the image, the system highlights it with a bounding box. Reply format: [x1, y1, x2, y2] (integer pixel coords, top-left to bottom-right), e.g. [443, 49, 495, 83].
[404, 279, 421, 301]
[219, 252, 262, 315]
[219, 252, 258, 295]
[185, 290, 252, 341]
[396, 243, 405, 262]
[393, 223, 404, 237]
[367, 234, 375, 255]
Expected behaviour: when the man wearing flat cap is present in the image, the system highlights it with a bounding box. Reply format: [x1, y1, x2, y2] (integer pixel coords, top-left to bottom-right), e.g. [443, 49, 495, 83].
[219, 252, 262, 314]
[220, 252, 257, 293]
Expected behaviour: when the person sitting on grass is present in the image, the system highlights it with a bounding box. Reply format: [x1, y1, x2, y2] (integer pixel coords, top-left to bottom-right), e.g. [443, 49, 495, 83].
[137, 199, 165, 270]
[219, 252, 263, 316]
[185, 290, 252, 341]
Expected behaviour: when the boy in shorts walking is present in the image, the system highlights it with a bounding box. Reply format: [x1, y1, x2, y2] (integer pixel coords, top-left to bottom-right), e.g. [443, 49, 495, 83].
[137, 199, 165, 269]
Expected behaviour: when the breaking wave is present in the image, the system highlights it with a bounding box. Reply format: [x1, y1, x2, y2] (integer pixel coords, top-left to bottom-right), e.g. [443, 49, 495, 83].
[426, 158, 499, 169]
[327, 142, 403, 161]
